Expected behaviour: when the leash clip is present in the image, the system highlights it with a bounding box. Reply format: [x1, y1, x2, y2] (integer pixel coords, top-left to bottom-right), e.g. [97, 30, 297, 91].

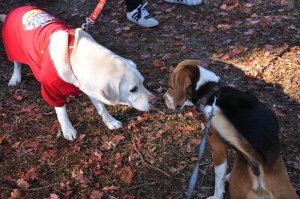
[82, 18, 92, 30]
[199, 104, 205, 112]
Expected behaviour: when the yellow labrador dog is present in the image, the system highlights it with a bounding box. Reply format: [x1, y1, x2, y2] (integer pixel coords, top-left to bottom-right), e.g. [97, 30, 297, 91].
[1, 6, 155, 141]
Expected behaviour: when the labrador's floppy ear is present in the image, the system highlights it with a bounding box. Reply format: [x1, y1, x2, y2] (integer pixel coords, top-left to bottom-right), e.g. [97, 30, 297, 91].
[100, 79, 122, 105]
[126, 59, 137, 69]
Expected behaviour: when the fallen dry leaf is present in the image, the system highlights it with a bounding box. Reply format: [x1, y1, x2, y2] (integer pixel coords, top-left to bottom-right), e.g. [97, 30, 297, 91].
[93, 167, 105, 176]
[102, 185, 119, 193]
[153, 60, 162, 68]
[16, 178, 30, 190]
[120, 166, 133, 184]
[0, 135, 6, 144]
[90, 190, 104, 199]
[21, 168, 39, 181]
[121, 194, 134, 199]
[220, 1, 239, 11]
[24, 140, 40, 148]
[114, 152, 123, 165]
[9, 189, 21, 199]
[71, 168, 86, 184]
[112, 135, 125, 144]
[217, 24, 232, 31]
[48, 193, 60, 199]
[155, 130, 166, 138]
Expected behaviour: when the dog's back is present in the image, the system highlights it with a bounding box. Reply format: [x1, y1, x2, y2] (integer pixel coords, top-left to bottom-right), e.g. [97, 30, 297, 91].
[206, 87, 298, 199]
[216, 87, 280, 164]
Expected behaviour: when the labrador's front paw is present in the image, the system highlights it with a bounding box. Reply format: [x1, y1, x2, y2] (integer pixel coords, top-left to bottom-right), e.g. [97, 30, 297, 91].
[207, 196, 222, 199]
[8, 75, 21, 86]
[103, 116, 122, 130]
[62, 126, 78, 141]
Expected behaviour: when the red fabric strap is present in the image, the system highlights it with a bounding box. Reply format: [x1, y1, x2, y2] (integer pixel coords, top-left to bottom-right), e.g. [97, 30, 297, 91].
[67, 29, 79, 81]
[88, 0, 107, 23]
[39, 29, 78, 81]
[67, 29, 75, 59]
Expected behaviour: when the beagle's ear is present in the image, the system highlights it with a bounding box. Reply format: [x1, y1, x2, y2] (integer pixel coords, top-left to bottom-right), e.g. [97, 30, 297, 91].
[101, 80, 121, 104]
[182, 74, 193, 97]
[169, 66, 175, 73]
[171, 71, 193, 106]
[183, 74, 192, 89]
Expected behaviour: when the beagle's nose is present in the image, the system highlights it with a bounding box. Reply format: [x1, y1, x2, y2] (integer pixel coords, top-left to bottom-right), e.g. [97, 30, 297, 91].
[150, 95, 158, 106]
[175, 105, 181, 109]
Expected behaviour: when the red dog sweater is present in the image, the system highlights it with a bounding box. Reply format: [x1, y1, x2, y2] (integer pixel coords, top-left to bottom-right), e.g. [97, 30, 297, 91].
[2, 6, 81, 107]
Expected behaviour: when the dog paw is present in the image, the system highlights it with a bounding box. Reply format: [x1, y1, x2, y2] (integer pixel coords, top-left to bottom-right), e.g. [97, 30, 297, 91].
[8, 76, 21, 86]
[207, 196, 220, 199]
[104, 116, 122, 130]
[62, 126, 78, 141]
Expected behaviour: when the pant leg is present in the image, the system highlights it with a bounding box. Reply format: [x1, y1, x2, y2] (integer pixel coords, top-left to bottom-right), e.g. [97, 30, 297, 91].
[124, 0, 143, 12]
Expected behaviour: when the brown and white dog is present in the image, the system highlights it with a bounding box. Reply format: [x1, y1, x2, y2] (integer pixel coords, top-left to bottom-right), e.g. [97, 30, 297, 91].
[164, 60, 298, 199]
[1, 7, 155, 141]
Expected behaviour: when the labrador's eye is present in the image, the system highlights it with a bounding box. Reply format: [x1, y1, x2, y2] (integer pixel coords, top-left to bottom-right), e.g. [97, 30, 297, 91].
[130, 86, 138, 93]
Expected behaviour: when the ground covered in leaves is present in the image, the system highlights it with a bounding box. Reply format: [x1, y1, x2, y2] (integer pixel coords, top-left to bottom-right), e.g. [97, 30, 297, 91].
[0, 0, 299, 198]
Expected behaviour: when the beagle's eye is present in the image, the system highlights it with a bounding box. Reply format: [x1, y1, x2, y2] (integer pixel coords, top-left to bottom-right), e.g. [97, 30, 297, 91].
[130, 86, 138, 93]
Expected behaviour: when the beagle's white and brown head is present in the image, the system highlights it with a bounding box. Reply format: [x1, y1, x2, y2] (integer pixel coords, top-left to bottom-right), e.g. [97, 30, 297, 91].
[163, 60, 220, 110]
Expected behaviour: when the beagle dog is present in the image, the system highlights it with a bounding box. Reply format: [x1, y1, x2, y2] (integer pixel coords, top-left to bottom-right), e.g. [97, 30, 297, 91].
[1, 6, 155, 141]
[164, 60, 298, 199]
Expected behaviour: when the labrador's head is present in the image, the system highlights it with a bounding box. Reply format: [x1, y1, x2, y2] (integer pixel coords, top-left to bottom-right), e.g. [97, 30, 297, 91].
[98, 58, 156, 111]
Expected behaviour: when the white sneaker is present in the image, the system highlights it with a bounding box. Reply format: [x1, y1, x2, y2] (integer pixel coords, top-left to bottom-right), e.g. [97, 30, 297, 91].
[164, 0, 203, 5]
[126, 2, 159, 28]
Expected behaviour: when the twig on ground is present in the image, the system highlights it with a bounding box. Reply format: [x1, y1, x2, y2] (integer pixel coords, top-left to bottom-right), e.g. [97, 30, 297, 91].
[132, 139, 171, 178]
[0, 187, 14, 190]
[25, 183, 58, 191]
[126, 182, 158, 191]
[198, 168, 207, 188]
[0, 183, 58, 192]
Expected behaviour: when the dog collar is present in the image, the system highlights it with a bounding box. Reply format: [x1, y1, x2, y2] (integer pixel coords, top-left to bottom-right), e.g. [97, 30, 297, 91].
[196, 79, 226, 108]
[67, 29, 79, 82]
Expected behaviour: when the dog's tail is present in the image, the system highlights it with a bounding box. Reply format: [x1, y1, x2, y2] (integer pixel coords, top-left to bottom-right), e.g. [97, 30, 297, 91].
[205, 106, 264, 176]
[0, 14, 6, 22]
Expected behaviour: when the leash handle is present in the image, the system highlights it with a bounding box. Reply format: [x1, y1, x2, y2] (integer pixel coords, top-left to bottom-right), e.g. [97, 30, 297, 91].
[187, 97, 217, 199]
[82, 0, 107, 30]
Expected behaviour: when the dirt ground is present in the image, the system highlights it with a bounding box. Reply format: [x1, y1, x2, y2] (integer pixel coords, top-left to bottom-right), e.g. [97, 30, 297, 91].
[0, 0, 299, 198]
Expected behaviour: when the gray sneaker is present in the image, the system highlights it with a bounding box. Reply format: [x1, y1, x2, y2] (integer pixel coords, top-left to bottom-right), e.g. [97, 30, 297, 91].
[164, 0, 203, 5]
